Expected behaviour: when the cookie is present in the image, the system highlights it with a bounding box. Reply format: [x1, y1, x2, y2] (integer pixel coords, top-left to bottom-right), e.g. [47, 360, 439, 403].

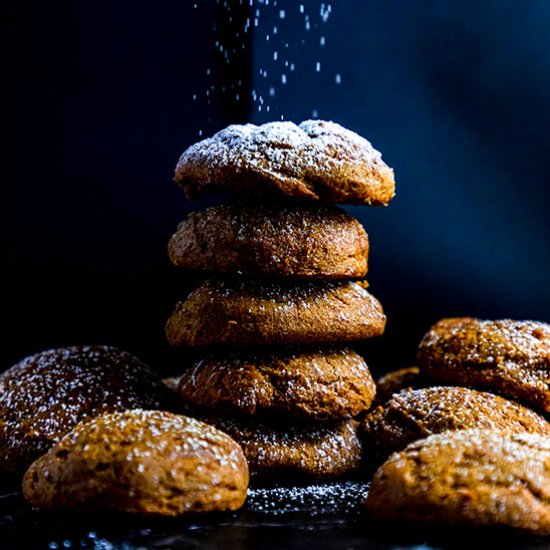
[23, 410, 249, 515]
[0, 346, 169, 476]
[363, 386, 550, 460]
[364, 430, 550, 536]
[176, 347, 376, 421]
[207, 416, 363, 482]
[174, 120, 395, 206]
[374, 366, 428, 404]
[168, 201, 369, 278]
[166, 278, 386, 348]
[416, 318, 550, 414]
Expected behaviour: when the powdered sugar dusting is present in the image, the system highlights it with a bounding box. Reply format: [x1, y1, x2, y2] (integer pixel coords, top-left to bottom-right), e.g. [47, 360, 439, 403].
[175, 120, 395, 205]
[384, 429, 550, 504]
[176, 347, 375, 420]
[60, 410, 246, 471]
[166, 278, 386, 347]
[24, 410, 249, 516]
[167, 200, 369, 278]
[365, 386, 550, 458]
[417, 318, 550, 412]
[367, 429, 550, 534]
[0, 346, 167, 472]
[189, 1, 339, 129]
[247, 481, 369, 516]
[210, 417, 362, 480]
[181, 120, 380, 174]
[188, 278, 382, 314]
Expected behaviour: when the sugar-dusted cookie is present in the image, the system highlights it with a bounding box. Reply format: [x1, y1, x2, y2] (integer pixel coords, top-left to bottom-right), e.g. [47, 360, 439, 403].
[166, 278, 385, 348]
[416, 318, 550, 414]
[209, 416, 363, 482]
[176, 347, 376, 421]
[365, 430, 550, 535]
[0, 346, 168, 476]
[23, 410, 248, 515]
[363, 386, 550, 460]
[168, 201, 369, 278]
[174, 120, 395, 205]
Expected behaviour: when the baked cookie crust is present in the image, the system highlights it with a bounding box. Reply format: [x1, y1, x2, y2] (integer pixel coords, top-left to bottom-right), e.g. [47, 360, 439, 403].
[417, 318, 550, 414]
[174, 120, 395, 205]
[23, 410, 249, 515]
[166, 278, 386, 347]
[168, 201, 369, 278]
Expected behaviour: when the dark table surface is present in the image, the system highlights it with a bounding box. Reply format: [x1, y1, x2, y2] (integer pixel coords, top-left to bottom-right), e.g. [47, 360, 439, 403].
[1, 481, 549, 550]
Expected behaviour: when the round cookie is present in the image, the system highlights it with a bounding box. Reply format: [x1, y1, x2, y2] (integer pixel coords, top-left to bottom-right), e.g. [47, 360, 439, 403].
[374, 366, 428, 404]
[364, 430, 550, 536]
[23, 410, 249, 515]
[208, 416, 363, 482]
[168, 201, 369, 278]
[174, 120, 395, 206]
[363, 386, 550, 461]
[0, 346, 169, 476]
[165, 278, 386, 348]
[416, 318, 550, 414]
[176, 347, 376, 421]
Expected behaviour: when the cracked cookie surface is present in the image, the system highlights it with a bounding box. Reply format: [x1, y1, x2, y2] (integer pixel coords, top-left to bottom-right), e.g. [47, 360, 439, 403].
[416, 318, 550, 414]
[176, 347, 376, 421]
[168, 201, 369, 278]
[166, 278, 385, 348]
[365, 429, 550, 535]
[174, 120, 395, 205]
[363, 386, 550, 461]
[0, 346, 169, 477]
[23, 410, 249, 515]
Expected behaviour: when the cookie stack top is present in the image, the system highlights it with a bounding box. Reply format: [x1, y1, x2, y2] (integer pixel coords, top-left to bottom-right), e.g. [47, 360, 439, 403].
[174, 120, 395, 205]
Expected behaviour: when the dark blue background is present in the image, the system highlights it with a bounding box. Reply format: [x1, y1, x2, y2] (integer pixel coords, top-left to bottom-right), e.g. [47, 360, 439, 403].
[5, 1, 549, 374]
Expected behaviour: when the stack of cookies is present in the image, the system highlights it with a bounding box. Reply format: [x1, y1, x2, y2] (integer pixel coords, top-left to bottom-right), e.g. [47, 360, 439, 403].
[166, 120, 396, 482]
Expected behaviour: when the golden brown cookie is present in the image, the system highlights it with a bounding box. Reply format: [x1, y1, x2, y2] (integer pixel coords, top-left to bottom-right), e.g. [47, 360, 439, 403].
[176, 347, 376, 421]
[168, 201, 369, 278]
[364, 430, 550, 536]
[374, 366, 428, 404]
[23, 410, 249, 515]
[363, 386, 550, 461]
[174, 120, 395, 206]
[416, 318, 550, 414]
[166, 278, 386, 348]
[207, 416, 363, 483]
[0, 346, 169, 476]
